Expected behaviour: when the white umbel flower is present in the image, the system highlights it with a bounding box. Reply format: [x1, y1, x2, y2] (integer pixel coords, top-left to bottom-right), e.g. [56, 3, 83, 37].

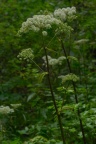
[0, 105, 14, 114]
[49, 58, 58, 65]
[18, 14, 61, 35]
[54, 8, 66, 21]
[42, 31, 48, 36]
[17, 48, 34, 61]
[17, 7, 76, 36]
[54, 7, 76, 21]
[42, 55, 66, 66]
[42, 55, 52, 61]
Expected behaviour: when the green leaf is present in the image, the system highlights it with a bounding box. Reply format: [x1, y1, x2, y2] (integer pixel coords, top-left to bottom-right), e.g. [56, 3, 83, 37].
[27, 93, 36, 102]
[38, 72, 48, 83]
[18, 127, 29, 135]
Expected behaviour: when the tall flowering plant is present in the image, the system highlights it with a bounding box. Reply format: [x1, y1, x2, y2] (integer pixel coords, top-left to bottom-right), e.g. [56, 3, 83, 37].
[17, 7, 87, 144]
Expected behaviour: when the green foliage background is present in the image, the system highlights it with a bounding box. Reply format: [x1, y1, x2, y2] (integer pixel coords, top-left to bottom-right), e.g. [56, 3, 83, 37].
[0, 0, 96, 144]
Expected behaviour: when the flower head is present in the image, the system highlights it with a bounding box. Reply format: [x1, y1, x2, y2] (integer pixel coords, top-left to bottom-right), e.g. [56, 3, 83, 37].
[18, 14, 61, 35]
[17, 48, 34, 61]
[54, 7, 76, 21]
[42, 31, 47, 36]
[17, 7, 76, 36]
[0, 105, 14, 115]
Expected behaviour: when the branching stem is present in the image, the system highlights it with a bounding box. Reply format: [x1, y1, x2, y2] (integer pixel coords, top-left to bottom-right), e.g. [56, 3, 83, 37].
[61, 39, 87, 144]
[43, 45, 66, 144]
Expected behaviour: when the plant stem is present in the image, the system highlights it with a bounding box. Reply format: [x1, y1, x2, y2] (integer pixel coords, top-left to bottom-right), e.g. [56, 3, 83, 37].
[81, 47, 89, 102]
[61, 39, 87, 144]
[43, 45, 66, 144]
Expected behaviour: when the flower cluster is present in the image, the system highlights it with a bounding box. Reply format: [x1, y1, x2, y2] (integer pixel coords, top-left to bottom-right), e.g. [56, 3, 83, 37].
[42, 55, 66, 66]
[42, 55, 52, 61]
[17, 7, 76, 36]
[42, 31, 48, 36]
[58, 73, 79, 83]
[54, 7, 76, 21]
[18, 14, 61, 36]
[17, 48, 34, 61]
[0, 105, 14, 115]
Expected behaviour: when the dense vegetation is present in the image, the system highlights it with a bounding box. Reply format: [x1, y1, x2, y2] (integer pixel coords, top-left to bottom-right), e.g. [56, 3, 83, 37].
[0, 0, 96, 144]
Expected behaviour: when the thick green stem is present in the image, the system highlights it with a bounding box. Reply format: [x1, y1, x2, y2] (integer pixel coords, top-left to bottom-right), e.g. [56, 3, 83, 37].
[61, 39, 87, 144]
[43, 46, 66, 144]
